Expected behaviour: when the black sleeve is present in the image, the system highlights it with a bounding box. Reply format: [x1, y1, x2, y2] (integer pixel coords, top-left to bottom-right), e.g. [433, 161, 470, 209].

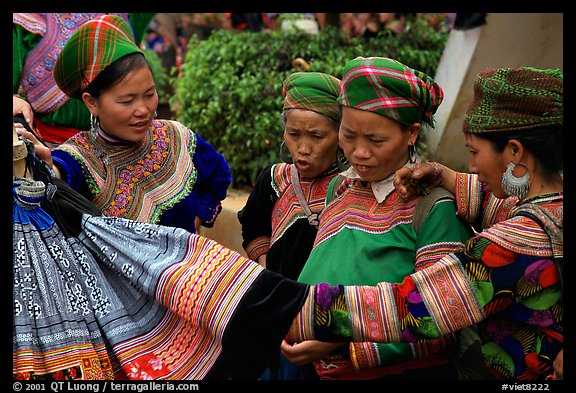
[205, 269, 309, 380]
[237, 165, 277, 251]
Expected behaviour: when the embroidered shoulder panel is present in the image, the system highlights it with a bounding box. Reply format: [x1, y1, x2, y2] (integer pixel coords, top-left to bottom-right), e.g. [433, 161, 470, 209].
[55, 120, 197, 223]
[314, 182, 417, 247]
[270, 163, 336, 244]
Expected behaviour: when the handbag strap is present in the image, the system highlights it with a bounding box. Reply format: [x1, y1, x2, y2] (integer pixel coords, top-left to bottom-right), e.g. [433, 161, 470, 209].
[290, 164, 319, 227]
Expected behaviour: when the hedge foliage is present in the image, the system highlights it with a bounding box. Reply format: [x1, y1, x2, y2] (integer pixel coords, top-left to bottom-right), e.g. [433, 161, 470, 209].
[171, 18, 448, 188]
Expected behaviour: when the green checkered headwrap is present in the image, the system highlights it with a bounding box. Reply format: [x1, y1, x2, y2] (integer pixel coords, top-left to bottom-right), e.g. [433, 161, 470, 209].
[463, 67, 563, 134]
[282, 72, 342, 122]
[54, 14, 142, 99]
[338, 57, 443, 127]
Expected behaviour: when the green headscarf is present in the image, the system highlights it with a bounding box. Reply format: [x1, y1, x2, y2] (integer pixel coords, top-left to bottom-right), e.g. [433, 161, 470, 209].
[282, 72, 342, 122]
[338, 56, 444, 128]
[54, 14, 143, 99]
[463, 66, 563, 134]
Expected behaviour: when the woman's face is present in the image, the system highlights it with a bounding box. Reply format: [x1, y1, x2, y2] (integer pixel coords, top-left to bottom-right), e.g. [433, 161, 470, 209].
[284, 109, 340, 179]
[465, 133, 509, 198]
[339, 107, 418, 182]
[87, 66, 158, 143]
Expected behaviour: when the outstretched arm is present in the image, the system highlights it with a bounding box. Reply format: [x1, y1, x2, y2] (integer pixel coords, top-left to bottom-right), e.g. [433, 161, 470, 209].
[394, 162, 456, 200]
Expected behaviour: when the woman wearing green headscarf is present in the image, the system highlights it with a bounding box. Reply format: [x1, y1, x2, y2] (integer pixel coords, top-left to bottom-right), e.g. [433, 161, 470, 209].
[238, 71, 347, 379]
[283, 57, 474, 380]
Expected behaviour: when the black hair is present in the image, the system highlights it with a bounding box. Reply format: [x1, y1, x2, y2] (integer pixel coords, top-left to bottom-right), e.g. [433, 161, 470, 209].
[476, 125, 563, 176]
[82, 52, 151, 99]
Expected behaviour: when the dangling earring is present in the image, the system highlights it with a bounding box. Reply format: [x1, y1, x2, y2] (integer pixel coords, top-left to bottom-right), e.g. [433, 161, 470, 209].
[336, 148, 349, 172]
[408, 144, 417, 164]
[90, 113, 101, 138]
[501, 161, 530, 199]
[153, 110, 158, 119]
[279, 141, 293, 164]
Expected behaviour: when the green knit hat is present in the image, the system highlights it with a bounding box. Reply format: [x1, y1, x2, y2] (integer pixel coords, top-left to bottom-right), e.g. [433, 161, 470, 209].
[54, 14, 142, 99]
[338, 57, 444, 128]
[463, 66, 563, 134]
[282, 72, 342, 122]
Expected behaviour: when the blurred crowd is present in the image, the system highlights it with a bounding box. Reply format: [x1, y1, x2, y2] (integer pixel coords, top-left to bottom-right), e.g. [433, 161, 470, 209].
[143, 13, 455, 73]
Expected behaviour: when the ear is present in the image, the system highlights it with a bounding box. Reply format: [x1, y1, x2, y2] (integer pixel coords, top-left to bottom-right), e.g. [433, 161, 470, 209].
[81, 92, 97, 115]
[407, 123, 421, 145]
[507, 139, 525, 163]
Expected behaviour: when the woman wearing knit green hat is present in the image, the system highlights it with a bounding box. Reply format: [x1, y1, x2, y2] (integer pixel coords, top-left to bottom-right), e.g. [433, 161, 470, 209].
[283, 57, 475, 380]
[285, 66, 563, 381]
[238, 71, 347, 380]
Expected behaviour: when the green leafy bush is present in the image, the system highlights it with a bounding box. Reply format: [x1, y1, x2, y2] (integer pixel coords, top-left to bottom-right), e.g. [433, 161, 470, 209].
[172, 19, 448, 188]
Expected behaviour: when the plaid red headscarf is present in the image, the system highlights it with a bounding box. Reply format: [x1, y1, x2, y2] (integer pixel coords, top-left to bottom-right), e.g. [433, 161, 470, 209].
[338, 57, 443, 128]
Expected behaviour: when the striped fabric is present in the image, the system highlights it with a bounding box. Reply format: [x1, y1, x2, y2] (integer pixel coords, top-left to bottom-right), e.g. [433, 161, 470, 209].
[53, 14, 141, 99]
[338, 57, 443, 127]
[54, 119, 197, 224]
[13, 177, 265, 380]
[455, 172, 518, 230]
[282, 72, 341, 122]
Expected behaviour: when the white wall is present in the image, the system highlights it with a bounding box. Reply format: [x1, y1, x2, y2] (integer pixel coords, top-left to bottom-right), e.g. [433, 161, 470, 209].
[431, 13, 563, 170]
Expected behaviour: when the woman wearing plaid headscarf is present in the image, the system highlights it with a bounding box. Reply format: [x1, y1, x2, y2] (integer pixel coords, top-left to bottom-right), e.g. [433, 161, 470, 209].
[238, 71, 346, 380]
[283, 57, 475, 380]
[285, 66, 563, 381]
[13, 13, 154, 146]
[19, 14, 231, 235]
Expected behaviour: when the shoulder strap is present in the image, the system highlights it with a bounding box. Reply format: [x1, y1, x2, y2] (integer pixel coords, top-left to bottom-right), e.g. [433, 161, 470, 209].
[290, 164, 319, 227]
[514, 204, 563, 246]
[412, 187, 456, 233]
[326, 174, 346, 204]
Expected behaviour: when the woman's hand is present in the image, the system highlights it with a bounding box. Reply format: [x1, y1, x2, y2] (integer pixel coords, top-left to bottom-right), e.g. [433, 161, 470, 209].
[280, 339, 345, 366]
[13, 96, 35, 130]
[552, 349, 563, 379]
[394, 162, 446, 200]
[14, 123, 54, 171]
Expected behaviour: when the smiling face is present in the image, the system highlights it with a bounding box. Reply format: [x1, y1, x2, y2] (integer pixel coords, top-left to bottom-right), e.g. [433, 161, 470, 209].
[83, 66, 158, 143]
[339, 106, 419, 182]
[283, 109, 340, 179]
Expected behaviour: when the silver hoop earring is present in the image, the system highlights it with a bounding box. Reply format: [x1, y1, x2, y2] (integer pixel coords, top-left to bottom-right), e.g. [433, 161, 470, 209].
[408, 144, 417, 164]
[336, 148, 349, 172]
[279, 141, 293, 164]
[501, 161, 530, 199]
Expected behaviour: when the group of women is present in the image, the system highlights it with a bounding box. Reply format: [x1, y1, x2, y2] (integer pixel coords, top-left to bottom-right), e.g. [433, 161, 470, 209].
[13, 14, 563, 382]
